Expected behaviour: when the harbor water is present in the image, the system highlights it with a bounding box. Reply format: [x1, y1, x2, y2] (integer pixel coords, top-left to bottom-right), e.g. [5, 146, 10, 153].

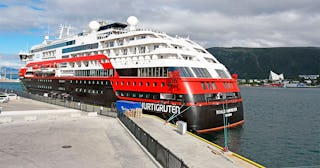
[1, 83, 319, 167]
[201, 87, 320, 168]
[0, 82, 23, 91]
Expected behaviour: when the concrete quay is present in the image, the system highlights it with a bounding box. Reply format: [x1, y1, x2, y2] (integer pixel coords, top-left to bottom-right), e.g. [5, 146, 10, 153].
[0, 98, 157, 168]
[131, 115, 264, 168]
[0, 97, 264, 168]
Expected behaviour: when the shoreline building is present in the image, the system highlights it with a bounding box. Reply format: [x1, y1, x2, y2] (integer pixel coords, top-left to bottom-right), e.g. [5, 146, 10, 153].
[269, 71, 284, 82]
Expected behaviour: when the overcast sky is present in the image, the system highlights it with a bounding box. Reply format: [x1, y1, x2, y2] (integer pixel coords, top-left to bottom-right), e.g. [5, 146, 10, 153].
[0, 0, 320, 68]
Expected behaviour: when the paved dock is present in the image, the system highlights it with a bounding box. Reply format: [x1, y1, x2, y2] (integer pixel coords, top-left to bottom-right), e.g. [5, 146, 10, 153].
[0, 97, 263, 168]
[131, 115, 260, 168]
[0, 98, 157, 168]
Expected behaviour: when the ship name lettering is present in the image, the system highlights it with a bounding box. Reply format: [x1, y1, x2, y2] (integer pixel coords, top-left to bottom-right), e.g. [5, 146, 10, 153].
[142, 102, 180, 114]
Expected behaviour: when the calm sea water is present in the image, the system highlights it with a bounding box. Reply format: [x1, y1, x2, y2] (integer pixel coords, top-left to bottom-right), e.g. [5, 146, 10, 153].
[0, 82, 23, 91]
[1, 83, 319, 167]
[201, 87, 320, 168]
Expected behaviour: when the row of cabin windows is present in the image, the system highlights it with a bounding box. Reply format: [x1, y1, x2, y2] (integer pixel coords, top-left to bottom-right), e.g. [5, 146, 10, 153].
[38, 79, 52, 83]
[200, 82, 233, 90]
[74, 69, 114, 77]
[116, 91, 160, 100]
[37, 85, 52, 89]
[75, 88, 104, 95]
[31, 40, 75, 53]
[121, 67, 210, 78]
[223, 82, 234, 89]
[201, 82, 217, 90]
[74, 80, 110, 86]
[105, 35, 149, 48]
[62, 43, 99, 54]
[115, 80, 166, 87]
[138, 67, 169, 77]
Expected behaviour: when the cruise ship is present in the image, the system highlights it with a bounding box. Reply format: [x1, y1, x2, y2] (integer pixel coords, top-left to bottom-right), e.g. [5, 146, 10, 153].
[18, 16, 244, 133]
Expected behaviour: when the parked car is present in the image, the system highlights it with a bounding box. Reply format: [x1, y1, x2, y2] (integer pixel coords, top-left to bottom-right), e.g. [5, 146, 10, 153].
[7, 93, 17, 100]
[0, 92, 9, 103]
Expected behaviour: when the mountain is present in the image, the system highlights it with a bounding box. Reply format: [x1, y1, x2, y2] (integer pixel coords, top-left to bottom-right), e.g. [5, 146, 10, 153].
[0, 67, 19, 74]
[207, 47, 320, 79]
[0, 67, 19, 79]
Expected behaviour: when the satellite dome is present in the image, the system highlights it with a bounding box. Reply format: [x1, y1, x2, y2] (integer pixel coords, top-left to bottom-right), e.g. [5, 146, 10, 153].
[89, 20, 100, 31]
[127, 16, 139, 26]
[127, 16, 139, 31]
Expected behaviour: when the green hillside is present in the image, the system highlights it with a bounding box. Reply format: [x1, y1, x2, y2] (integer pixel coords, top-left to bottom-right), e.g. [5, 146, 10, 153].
[207, 47, 320, 79]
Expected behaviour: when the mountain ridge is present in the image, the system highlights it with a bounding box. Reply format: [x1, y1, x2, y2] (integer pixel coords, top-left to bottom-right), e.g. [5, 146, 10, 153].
[206, 47, 320, 79]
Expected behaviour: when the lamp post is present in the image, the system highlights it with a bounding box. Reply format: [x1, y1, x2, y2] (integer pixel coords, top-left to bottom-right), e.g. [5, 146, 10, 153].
[216, 93, 231, 152]
[222, 93, 229, 152]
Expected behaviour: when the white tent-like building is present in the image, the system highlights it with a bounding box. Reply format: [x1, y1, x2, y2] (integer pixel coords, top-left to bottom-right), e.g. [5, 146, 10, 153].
[269, 71, 284, 81]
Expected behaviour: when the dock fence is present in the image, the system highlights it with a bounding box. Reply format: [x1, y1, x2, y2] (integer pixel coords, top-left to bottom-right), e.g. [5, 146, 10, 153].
[0, 88, 117, 118]
[118, 113, 188, 168]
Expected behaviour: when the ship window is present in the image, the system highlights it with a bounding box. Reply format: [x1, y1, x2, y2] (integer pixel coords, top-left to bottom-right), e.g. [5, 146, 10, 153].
[153, 82, 157, 87]
[97, 81, 100, 84]
[130, 37, 135, 41]
[121, 81, 124, 86]
[207, 82, 211, 90]
[123, 48, 127, 55]
[212, 82, 217, 90]
[141, 35, 146, 39]
[110, 41, 114, 47]
[154, 45, 159, 50]
[223, 82, 233, 89]
[201, 82, 206, 90]
[192, 68, 211, 78]
[140, 46, 146, 53]
[133, 82, 136, 86]
[145, 93, 151, 99]
[215, 69, 230, 79]
[139, 82, 143, 86]
[146, 82, 150, 86]
[139, 93, 144, 98]
[127, 82, 130, 86]
[132, 93, 137, 98]
[126, 92, 131, 97]
[119, 39, 124, 45]
[88, 81, 91, 84]
[152, 94, 160, 100]
[161, 82, 165, 87]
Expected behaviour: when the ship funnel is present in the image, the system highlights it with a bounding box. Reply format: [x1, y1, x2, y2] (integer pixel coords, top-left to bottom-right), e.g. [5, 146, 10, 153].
[127, 16, 139, 31]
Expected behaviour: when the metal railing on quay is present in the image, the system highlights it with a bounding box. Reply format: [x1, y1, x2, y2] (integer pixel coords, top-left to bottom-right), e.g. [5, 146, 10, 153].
[0, 88, 117, 118]
[118, 112, 188, 168]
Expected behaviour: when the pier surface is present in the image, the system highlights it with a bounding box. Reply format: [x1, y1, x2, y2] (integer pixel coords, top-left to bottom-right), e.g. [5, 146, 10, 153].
[131, 115, 260, 168]
[0, 98, 157, 168]
[0, 97, 262, 168]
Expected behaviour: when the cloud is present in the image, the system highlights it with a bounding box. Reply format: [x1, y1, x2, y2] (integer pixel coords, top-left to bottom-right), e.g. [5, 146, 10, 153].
[0, 0, 319, 47]
[0, 53, 23, 68]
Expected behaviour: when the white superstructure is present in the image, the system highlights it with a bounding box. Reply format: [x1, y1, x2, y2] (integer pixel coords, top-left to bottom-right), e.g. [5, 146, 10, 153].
[19, 16, 231, 79]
